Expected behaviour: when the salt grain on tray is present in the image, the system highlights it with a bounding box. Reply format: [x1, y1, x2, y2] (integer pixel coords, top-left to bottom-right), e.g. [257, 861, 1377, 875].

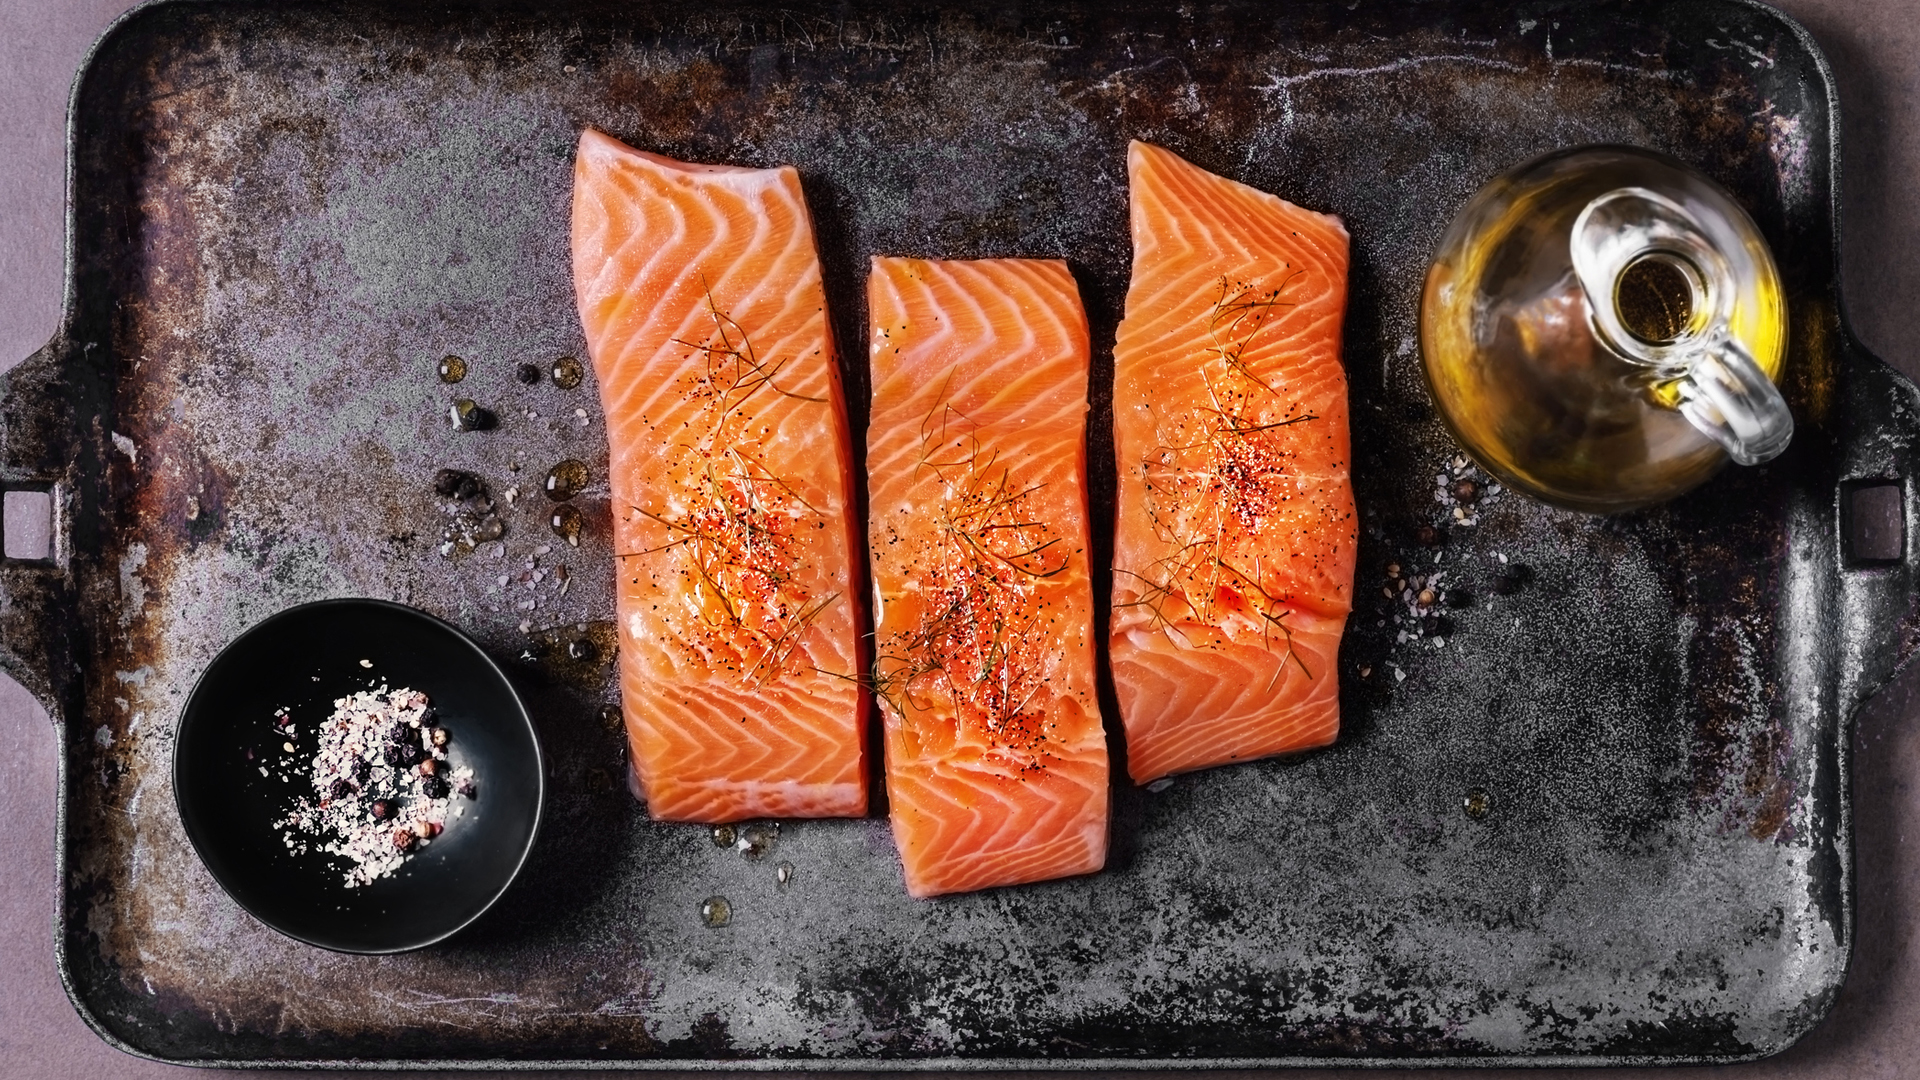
[274, 685, 476, 888]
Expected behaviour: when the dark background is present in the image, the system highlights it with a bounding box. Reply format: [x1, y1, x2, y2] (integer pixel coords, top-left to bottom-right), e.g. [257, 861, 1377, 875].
[2, 0, 1915, 1076]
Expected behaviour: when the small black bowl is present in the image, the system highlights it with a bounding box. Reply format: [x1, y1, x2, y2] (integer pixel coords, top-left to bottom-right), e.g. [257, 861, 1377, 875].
[174, 598, 544, 953]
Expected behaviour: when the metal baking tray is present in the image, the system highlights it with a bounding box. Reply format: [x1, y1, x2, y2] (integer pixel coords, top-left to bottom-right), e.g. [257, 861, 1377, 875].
[12, 0, 1919, 1067]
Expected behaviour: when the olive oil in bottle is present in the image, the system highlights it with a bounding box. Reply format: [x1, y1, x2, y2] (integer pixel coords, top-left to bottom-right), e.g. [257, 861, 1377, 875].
[1420, 145, 1788, 514]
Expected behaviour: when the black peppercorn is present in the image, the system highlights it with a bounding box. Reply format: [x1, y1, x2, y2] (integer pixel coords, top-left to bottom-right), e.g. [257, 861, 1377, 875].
[1491, 565, 1533, 595]
[422, 775, 450, 799]
[515, 362, 542, 385]
[1446, 588, 1474, 609]
[1414, 524, 1443, 547]
[328, 778, 353, 801]
[1453, 479, 1480, 503]
[383, 741, 416, 767]
[451, 399, 497, 432]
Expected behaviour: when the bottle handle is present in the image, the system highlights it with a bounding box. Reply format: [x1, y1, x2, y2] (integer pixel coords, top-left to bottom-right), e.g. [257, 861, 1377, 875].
[1671, 330, 1796, 465]
[1571, 186, 1794, 466]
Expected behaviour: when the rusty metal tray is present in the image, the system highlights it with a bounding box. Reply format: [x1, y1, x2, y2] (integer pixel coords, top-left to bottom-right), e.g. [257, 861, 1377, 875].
[13, 0, 1920, 1068]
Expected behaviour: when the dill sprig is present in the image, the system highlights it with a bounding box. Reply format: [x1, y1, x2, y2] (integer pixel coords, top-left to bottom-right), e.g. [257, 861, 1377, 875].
[1203, 272, 1303, 392]
[617, 289, 843, 687]
[1120, 274, 1321, 678]
[872, 395, 1073, 771]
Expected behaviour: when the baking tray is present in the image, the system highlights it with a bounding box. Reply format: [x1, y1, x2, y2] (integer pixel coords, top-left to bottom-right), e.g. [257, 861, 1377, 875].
[11, 0, 1920, 1068]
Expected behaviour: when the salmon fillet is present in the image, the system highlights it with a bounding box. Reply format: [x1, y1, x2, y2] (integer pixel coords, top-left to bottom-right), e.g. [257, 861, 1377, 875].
[866, 257, 1109, 898]
[571, 130, 866, 821]
[1109, 141, 1356, 785]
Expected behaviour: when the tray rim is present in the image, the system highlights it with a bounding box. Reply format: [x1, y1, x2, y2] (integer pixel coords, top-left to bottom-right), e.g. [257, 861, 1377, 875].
[28, 0, 1904, 1068]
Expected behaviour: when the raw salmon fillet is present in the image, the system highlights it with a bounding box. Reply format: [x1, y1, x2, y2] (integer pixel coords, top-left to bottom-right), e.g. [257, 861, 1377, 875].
[571, 130, 866, 821]
[1109, 141, 1356, 785]
[867, 257, 1109, 897]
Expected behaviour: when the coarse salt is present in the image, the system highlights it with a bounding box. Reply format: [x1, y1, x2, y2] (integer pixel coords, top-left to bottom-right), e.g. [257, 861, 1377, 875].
[271, 686, 473, 888]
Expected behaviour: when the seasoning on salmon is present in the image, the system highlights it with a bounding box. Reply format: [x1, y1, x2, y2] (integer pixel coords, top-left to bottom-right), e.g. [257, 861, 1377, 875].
[866, 256, 1109, 898]
[570, 130, 866, 822]
[1109, 141, 1356, 785]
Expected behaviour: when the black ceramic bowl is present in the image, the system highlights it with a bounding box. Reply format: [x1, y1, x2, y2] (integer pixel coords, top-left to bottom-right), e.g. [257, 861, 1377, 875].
[174, 598, 544, 953]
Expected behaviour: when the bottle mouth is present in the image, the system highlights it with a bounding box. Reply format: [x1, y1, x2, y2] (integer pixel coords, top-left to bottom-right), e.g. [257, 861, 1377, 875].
[1614, 251, 1705, 346]
[1572, 186, 1735, 370]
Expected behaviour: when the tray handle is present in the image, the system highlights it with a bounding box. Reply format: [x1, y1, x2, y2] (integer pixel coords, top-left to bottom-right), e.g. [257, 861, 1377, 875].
[1834, 333, 1920, 713]
[0, 334, 85, 722]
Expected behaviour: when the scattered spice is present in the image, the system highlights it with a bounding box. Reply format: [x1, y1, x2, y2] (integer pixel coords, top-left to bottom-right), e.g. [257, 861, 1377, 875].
[1433, 454, 1501, 527]
[1365, 455, 1518, 676]
[1374, 555, 1454, 656]
[433, 468, 484, 500]
[434, 469, 506, 558]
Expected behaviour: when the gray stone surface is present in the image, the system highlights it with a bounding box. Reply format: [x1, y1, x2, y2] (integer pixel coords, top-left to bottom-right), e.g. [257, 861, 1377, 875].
[1, 0, 1916, 1077]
